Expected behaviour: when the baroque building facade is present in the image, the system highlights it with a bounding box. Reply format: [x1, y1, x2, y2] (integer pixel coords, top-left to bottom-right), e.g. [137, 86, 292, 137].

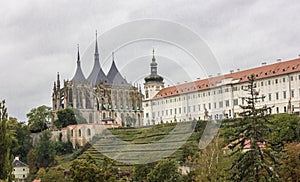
[52, 34, 143, 127]
[143, 57, 300, 125]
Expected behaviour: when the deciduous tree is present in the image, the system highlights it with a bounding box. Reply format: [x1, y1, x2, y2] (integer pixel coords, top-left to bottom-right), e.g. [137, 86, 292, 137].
[35, 130, 56, 168]
[146, 158, 181, 182]
[54, 108, 86, 129]
[27, 105, 52, 133]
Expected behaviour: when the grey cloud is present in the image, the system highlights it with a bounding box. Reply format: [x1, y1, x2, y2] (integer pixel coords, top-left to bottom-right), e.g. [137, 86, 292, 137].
[0, 0, 300, 120]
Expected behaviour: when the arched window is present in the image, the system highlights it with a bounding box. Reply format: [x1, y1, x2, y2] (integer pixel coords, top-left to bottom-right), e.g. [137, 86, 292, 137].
[78, 129, 82, 137]
[71, 129, 74, 137]
[103, 112, 106, 119]
[87, 128, 91, 136]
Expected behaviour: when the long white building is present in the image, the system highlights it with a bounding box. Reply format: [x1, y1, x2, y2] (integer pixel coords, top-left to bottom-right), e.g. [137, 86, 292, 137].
[143, 55, 300, 125]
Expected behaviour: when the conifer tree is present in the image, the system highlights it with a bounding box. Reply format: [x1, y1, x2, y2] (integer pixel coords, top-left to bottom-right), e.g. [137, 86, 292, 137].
[0, 100, 14, 181]
[227, 74, 280, 181]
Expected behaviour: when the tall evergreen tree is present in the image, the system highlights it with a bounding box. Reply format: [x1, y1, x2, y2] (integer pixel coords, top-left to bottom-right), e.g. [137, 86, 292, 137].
[0, 100, 14, 181]
[227, 74, 280, 181]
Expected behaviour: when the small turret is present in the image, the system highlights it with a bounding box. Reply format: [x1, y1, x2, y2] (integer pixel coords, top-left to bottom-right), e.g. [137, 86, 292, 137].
[57, 72, 60, 89]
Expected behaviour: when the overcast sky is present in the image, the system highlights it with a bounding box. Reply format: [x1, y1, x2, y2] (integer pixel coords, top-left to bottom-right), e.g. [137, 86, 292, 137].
[1, 0, 300, 121]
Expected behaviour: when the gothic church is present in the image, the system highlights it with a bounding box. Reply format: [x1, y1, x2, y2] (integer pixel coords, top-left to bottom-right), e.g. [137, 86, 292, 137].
[52, 33, 143, 127]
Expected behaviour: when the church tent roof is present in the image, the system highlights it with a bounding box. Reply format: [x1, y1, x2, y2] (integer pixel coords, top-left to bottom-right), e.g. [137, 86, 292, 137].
[107, 53, 129, 86]
[72, 46, 87, 84]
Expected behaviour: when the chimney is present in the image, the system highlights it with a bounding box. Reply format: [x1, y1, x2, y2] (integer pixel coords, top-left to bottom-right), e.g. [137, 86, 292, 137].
[277, 58, 282, 62]
[237, 68, 240, 72]
[262, 62, 267, 66]
[15, 157, 19, 161]
[230, 70, 234, 74]
[217, 73, 221, 76]
[208, 75, 213, 78]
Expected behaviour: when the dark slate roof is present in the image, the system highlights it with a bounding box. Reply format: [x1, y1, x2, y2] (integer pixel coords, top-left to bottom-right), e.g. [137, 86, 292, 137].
[72, 48, 87, 83]
[87, 38, 101, 85]
[87, 59, 101, 85]
[95, 68, 110, 85]
[13, 159, 28, 167]
[145, 74, 164, 83]
[107, 60, 129, 86]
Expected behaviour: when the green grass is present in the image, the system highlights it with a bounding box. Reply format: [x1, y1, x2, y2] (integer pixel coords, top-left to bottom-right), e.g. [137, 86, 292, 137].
[56, 121, 205, 172]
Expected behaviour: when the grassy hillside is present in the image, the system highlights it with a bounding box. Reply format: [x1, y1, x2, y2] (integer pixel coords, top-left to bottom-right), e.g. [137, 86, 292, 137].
[57, 120, 206, 171]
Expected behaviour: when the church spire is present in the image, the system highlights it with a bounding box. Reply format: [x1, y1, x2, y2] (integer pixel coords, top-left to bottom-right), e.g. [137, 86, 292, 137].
[95, 30, 99, 55]
[77, 44, 80, 64]
[87, 31, 104, 85]
[72, 44, 87, 83]
[150, 49, 158, 75]
[152, 48, 155, 62]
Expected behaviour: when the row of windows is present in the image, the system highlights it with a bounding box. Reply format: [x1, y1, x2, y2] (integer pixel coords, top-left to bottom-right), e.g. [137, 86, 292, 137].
[148, 89, 300, 118]
[260, 75, 298, 86]
[71, 128, 91, 137]
[151, 88, 300, 108]
[147, 103, 297, 120]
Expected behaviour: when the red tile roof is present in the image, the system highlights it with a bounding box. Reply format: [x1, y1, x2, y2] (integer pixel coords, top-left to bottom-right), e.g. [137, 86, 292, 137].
[153, 58, 300, 99]
[223, 139, 266, 150]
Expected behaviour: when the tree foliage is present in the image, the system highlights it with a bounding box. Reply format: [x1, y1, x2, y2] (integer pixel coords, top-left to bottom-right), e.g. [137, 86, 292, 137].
[70, 155, 117, 182]
[37, 168, 68, 182]
[146, 158, 181, 182]
[26, 149, 38, 174]
[226, 75, 280, 181]
[8, 118, 32, 163]
[269, 114, 300, 143]
[54, 108, 86, 129]
[280, 142, 300, 181]
[132, 163, 155, 182]
[27, 105, 52, 133]
[35, 130, 56, 168]
[0, 100, 14, 181]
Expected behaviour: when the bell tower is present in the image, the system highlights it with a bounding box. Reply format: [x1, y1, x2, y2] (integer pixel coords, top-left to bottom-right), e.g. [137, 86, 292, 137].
[144, 49, 164, 100]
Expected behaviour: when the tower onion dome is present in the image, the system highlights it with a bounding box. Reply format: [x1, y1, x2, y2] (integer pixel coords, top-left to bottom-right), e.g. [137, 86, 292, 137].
[144, 49, 164, 83]
[107, 52, 128, 86]
[72, 45, 87, 83]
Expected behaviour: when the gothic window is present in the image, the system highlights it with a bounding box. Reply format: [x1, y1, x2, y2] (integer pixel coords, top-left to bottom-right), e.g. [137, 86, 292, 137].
[78, 129, 82, 137]
[87, 129, 91, 136]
